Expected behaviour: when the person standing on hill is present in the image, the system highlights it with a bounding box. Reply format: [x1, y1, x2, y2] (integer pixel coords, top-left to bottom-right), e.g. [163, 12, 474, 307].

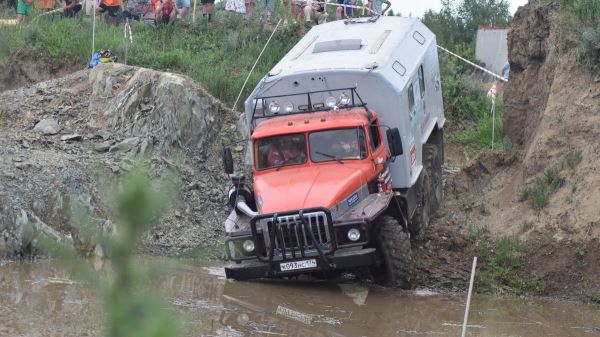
[370, 0, 389, 15]
[59, 0, 83, 17]
[42, 0, 56, 11]
[152, 0, 176, 23]
[97, 0, 122, 26]
[304, 0, 325, 25]
[280, 0, 291, 24]
[16, 0, 34, 24]
[122, 0, 149, 20]
[259, 0, 275, 23]
[174, 0, 190, 20]
[201, 0, 214, 21]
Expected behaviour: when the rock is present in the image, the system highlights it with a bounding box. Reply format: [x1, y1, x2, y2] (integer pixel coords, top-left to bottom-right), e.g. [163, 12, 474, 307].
[14, 162, 31, 170]
[60, 134, 83, 142]
[95, 130, 113, 140]
[33, 119, 61, 135]
[94, 142, 111, 153]
[139, 138, 151, 156]
[234, 145, 244, 152]
[15, 210, 33, 248]
[187, 181, 201, 190]
[109, 137, 139, 153]
[91, 244, 104, 259]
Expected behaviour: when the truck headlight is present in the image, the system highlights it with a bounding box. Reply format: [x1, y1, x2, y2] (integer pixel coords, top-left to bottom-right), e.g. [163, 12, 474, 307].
[339, 92, 351, 106]
[268, 101, 280, 114]
[283, 101, 294, 113]
[347, 228, 361, 242]
[242, 239, 255, 252]
[325, 96, 337, 108]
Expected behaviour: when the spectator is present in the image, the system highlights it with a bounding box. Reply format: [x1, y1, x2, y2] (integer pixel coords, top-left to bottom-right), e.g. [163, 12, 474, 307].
[122, 0, 149, 20]
[502, 61, 510, 82]
[280, 0, 288, 24]
[174, 0, 189, 20]
[225, 0, 245, 14]
[152, 0, 176, 24]
[303, 0, 325, 25]
[60, 0, 82, 17]
[201, 0, 214, 21]
[294, 0, 306, 33]
[336, 0, 353, 20]
[244, 0, 254, 17]
[97, 0, 122, 26]
[260, 0, 277, 23]
[16, 0, 34, 24]
[370, 0, 389, 15]
[361, 0, 369, 16]
[42, 0, 56, 11]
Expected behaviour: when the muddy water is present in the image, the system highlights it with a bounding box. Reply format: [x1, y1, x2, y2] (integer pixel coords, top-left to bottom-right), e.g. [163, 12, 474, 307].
[1, 260, 599, 337]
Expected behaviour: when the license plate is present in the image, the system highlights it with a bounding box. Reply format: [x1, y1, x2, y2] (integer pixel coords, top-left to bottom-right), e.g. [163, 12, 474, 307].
[280, 259, 317, 271]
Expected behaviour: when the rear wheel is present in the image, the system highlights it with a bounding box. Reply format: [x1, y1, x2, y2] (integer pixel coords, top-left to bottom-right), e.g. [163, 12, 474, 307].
[373, 215, 416, 289]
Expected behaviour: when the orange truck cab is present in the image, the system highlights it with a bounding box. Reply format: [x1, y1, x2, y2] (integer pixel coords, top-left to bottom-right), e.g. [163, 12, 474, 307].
[222, 16, 445, 288]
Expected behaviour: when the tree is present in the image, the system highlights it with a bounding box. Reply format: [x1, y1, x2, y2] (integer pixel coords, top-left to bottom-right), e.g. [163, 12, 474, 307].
[458, 0, 511, 43]
[422, 0, 511, 47]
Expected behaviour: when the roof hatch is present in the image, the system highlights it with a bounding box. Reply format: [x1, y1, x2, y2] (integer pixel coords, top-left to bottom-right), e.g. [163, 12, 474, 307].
[313, 39, 362, 53]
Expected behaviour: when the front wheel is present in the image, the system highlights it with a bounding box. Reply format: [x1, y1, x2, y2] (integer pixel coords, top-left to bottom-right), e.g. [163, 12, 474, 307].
[373, 215, 416, 289]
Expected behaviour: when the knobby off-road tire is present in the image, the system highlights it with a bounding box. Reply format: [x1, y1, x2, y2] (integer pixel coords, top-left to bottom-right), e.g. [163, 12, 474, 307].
[409, 143, 442, 236]
[373, 215, 416, 289]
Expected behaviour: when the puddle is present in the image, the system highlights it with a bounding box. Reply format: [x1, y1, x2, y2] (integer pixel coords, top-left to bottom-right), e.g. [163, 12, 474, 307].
[1, 259, 599, 336]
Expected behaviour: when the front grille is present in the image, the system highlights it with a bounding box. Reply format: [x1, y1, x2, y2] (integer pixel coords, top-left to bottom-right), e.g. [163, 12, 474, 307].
[264, 211, 332, 259]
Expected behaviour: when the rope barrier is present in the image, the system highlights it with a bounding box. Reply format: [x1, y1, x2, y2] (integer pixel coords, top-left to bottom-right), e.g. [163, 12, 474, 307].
[232, 18, 283, 111]
[437, 44, 507, 82]
[308, 0, 378, 15]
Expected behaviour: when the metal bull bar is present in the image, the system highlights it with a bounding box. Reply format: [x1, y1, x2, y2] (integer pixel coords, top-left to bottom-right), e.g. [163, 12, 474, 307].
[249, 207, 336, 272]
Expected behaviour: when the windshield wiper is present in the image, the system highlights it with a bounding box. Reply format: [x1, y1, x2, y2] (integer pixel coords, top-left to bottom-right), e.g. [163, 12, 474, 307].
[316, 151, 344, 164]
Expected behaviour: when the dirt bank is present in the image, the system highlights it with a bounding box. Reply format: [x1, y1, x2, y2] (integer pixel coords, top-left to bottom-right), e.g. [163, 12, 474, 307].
[0, 63, 244, 257]
[0, 47, 85, 93]
[422, 2, 600, 301]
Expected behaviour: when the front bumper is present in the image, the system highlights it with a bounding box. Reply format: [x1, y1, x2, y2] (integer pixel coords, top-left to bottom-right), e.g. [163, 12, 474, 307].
[224, 247, 378, 280]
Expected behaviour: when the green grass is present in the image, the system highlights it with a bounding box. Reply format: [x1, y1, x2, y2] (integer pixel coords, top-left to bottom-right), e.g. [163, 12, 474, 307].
[518, 150, 583, 209]
[0, 12, 300, 107]
[476, 235, 549, 295]
[592, 291, 600, 304]
[454, 112, 503, 149]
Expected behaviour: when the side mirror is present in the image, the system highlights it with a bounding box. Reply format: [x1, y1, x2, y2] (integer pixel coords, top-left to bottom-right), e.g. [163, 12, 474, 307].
[223, 147, 234, 175]
[386, 128, 403, 156]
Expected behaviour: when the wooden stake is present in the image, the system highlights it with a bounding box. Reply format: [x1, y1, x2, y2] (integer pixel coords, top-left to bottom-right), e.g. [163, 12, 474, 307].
[192, 0, 197, 23]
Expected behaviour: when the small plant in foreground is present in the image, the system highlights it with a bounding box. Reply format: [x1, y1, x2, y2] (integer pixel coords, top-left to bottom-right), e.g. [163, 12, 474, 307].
[37, 164, 183, 337]
[575, 245, 587, 257]
[565, 149, 583, 172]
[520, 221, 533, 233]
[592, 291, 600, 304]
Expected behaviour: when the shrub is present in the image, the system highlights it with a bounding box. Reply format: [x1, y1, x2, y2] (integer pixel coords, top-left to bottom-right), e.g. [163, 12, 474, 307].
[565, 149, 583, 171]
[592, 291, 600, 304]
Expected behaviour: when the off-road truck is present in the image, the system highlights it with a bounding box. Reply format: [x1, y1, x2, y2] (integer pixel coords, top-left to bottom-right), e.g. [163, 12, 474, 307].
[221, 16, 445, 288]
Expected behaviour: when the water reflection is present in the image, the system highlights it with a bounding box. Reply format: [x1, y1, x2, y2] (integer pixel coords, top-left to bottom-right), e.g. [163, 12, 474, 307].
[1, 259, 599, 337]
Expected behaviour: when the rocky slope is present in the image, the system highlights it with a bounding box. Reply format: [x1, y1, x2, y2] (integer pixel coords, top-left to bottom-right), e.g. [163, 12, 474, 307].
[0, 63, 244, 257]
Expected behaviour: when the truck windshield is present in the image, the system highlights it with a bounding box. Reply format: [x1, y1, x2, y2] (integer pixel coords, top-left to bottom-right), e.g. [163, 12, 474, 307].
[255, 134, 307, 170]
[309, 128, 368, 163]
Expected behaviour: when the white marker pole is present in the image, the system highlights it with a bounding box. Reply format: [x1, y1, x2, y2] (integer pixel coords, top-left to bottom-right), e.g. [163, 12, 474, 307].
[461, 257, 477, 337]
[491, 99, 496, 150]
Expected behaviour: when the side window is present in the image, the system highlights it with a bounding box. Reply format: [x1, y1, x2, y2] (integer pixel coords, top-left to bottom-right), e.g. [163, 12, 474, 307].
[369, 121, 381, 151]
[408, 83, 415, 114]
[418, 65, 425, 98]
